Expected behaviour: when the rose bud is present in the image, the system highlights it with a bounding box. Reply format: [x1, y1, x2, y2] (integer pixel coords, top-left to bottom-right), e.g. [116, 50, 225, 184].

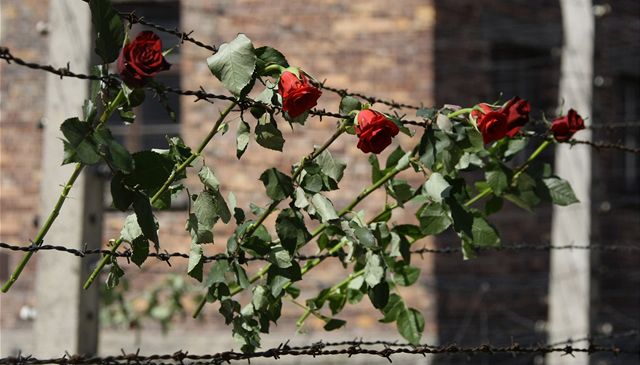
[355, 109, 400, 154]
[117, 31, 171, 88]
[551, 109, 585, 141]
[277, 70, 322, 118]
[501, 96, 530, 137]
[471, 103, 509, 144]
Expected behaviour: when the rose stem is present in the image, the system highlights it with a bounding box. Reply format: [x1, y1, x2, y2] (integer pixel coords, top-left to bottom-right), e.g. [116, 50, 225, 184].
[1, 90, 127, 293]
[82, 101, 236, 290]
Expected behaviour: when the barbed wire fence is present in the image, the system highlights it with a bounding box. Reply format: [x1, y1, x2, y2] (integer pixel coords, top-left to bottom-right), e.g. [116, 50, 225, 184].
[1, 241, 639, 265]
[1, 46, 639, 154]
[2, 4, 640, 363]
[1, 335, 638, 365]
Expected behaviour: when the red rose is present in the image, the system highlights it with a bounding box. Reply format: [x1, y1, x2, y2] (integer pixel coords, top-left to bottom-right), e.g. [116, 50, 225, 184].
[551, 109, 585, 141]
[277, 71, 322, 118]
[471, 97, 530, 144]
[117, 31, 171, 88]
[355, 109, 400, 154]
[476, 110, 509, 144]
[502, 97, 530, 137]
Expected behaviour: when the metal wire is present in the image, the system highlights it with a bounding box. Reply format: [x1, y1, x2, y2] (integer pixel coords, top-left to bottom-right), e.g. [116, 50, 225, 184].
[1, 340, 637, 365]
[1, 242, 638, 265]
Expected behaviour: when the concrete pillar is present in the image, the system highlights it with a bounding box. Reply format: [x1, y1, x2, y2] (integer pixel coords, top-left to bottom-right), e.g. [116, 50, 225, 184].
[547, 0, 594, 364]
[34, 0, 101, 356]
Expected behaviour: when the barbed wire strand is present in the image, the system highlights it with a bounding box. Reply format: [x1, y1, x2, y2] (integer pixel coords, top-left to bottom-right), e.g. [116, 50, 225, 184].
[3, 46, 640, 152]
[1, 341, 637, 365]
[1, 242, 638, 265]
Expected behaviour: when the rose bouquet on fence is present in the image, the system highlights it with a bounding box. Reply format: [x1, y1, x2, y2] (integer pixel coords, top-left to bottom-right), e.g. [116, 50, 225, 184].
[2, 0, 586, 353]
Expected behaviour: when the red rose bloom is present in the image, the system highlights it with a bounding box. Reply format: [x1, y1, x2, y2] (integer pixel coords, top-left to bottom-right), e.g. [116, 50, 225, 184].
[502, 97, 531, 137]
[117, 31, 171, 88]
[277, 71, 322, 118]
[355, 109, 400, 154]
[551, 109, 585, 141]
[471, 97, 530, 144]
[476, 110, 509, 144]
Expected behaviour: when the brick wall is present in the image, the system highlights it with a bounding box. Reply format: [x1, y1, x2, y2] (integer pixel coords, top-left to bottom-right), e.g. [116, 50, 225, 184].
[0, 0, 50, 330]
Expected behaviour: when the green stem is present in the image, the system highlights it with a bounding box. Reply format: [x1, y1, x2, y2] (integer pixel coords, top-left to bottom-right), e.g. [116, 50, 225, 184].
[83, 102, 237, 291]
[465, 139, 552, 208]
[511, 139, 551, 182]
[192, 154, 406, 318]
[446, 107, 474, 119]
[241, 124, 347, 244]
[295, 270, 364, 327]
[1, 89, 126, 293]
[263, 64, 285, 75]
[1, 163, 84, 293]
[338, 166, 403, 216]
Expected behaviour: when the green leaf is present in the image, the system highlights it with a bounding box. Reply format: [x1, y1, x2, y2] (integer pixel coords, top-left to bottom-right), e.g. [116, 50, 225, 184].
[386, 146, 406, 170]
[206, 260, 230, 287]
[416, 107, 436, 120]
[106, 258, 124, 289]
[328, 292, 347, 314]
[276, 208, 310, 254]
[392, 264, 420, 286]
[236, 118, 250, 158]
[316, 149, 346, 186]
[93, 126, 133, 173]
[130, 236, 149, 268]
[255, 46, 289, 72]
[89, 0, 125, 63]
[83, 99, 97, 124]
[423, 173, 451, 203]
[198, 166, 220, 190]
[60, 118, 100, 165]
[121, 85, 145, 108]
[110, 173, 134, 211]
[120, 214, 143, 243]
[233, 263, 250, 289]
[132, 192, 159, 246]
[294, 187, 309, 209]
[301, 172, 323, 193]
[390, 180, 413, 205]
[354, 226, 376, 249]
[505, 138, 528, 159]
[188, 242, 204, 281]
[252, 286, 269, 310]
[339, 96, 362, 115]
[310, 194, 339, 222]
[471, 215, 500, 247]
[364, 252, 384, 287]
[418, 203, 451, 235]
[260, 168, 293, 201]
[380, 294, 406, 323]
[323, 318, 347, 331]
[255, 114, 284, 151]
[206, 34, 257, 96]
[486, 166, 508, 196]
[269, 245, 293, 268]
[485, 195, 503, 215]
[187, 191, 218, 244]
[368, 281, 390, 309]
[211, 189, 231, 224]
[126, 151, 175, 193]
[397, 308, 424, 345]
[543, 177, 579, 206]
